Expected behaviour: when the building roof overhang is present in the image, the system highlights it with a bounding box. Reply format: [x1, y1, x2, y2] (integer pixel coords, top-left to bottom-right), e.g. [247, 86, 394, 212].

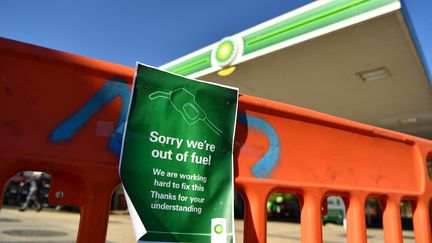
[161, 0, 432, 139]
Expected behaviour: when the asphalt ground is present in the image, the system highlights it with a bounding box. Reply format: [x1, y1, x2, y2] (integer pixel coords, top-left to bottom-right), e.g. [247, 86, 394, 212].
[0, 207, 415, 242]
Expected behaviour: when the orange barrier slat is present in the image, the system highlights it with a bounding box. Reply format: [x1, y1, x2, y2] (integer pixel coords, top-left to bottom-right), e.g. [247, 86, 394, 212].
[1, 37, 431, 242]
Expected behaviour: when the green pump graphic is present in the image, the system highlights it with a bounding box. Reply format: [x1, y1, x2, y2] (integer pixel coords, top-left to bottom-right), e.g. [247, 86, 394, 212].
[149, 88, 222, 136]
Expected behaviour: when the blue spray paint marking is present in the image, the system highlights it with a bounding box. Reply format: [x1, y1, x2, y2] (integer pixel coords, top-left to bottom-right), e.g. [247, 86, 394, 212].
[50, 78, 131, 155]
[238, 113, 280, 178]
[50, 81, 279, 176]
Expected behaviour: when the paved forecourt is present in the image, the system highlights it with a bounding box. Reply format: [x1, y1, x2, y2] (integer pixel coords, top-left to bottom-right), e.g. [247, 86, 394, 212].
[0, 207, 415, 242]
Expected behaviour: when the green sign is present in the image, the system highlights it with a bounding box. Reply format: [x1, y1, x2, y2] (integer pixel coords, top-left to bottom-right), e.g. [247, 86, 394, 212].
[120, 64, 238, 243]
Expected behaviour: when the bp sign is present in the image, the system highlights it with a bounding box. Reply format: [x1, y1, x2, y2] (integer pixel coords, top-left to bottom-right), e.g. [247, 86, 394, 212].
[212, 37, 242, 67]
[120, 64, 238, 243]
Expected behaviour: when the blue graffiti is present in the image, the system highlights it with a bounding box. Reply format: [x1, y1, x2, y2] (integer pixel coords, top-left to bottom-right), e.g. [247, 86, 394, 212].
[50, 80, 280, 177]
[238, 113, 280, 178]
[50, 78, 131, 155]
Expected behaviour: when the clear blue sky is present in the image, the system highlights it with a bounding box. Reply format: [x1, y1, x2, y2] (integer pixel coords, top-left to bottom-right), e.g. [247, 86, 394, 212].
[0, 0, 312, 67]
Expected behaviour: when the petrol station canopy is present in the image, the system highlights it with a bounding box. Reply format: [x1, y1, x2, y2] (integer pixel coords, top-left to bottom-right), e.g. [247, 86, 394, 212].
[161, 0, 432, 140]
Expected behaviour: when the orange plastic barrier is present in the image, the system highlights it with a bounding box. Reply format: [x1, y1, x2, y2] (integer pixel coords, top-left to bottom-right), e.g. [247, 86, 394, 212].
[1, 37, 431, 243]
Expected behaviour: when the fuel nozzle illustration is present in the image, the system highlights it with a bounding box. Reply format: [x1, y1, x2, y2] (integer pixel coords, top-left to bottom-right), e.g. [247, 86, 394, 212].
[149, 88, 222, 136]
